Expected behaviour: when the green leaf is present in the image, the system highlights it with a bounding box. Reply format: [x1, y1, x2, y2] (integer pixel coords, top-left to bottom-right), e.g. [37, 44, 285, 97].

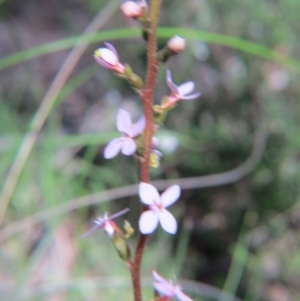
[1, 27, 300, 73]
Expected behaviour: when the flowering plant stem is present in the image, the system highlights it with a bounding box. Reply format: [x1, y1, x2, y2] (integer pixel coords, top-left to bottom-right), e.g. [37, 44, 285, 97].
[131, 1, 162, 301]
[141, 0, 161, 184]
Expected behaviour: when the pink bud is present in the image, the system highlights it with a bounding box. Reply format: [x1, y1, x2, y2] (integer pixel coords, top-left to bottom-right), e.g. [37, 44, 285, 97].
[167, 36, 186, 53]
[120, 1, 146, 18]
[94, 43, 125, 74]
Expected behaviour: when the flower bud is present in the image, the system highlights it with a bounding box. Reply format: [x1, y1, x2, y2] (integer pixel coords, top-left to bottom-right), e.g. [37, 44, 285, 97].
[124, 65, 144, 89]
[113, 235, 131, 263]
[120, 1, 146, 18]
[94, 43, 125, 75]
[167, 36, 186, 53]
[124, 220, 135, 238]
[150, 153, 160, 168]
[129, 74, 144, 89]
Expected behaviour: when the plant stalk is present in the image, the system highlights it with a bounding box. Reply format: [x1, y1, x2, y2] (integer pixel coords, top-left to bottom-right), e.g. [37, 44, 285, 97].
[131, 1, 162, 301]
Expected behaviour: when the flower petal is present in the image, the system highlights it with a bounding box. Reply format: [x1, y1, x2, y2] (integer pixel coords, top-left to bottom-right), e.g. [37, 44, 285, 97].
[139, 182, 160, 205]
[98, 48, 118, 66]
[121, 138, 137, 155]
[152, 137, 159, 148]
[107, 208, 130, 220]
[152, 149, 163, 157]
[159, 209, 177, 234]
[166, 69, 179, 94]
[104, 138, 123, 159]
[102, 221, 115, 237]
[94, 55, 114, 69]
[116, 109, 132, 133]
[181, 92, 201, 100]
[154, 282, 174, 297]
[80, 223, 102, 238]
[161, 185, 180, 207]
[152, 271, 169, 284]
[176, 290, 194, 301]
[178, 81, 194, 96]
[130, 115, 146, 137]
[104, 42, 118, 59]
[139, 210, 159, 234]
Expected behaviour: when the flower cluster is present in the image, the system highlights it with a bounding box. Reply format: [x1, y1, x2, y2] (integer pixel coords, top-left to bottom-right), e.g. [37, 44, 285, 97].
[85, 1, 201, 300]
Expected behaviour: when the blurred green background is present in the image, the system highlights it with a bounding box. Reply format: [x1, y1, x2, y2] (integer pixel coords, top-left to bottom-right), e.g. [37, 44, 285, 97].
[1, 0, 300, 300]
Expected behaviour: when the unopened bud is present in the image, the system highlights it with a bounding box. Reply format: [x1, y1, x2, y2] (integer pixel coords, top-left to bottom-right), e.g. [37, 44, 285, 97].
[120, 1, 146, 18]
[113, 235, 131, 262]
[94, 43, 125, 75]
[167, 36, 186, 53]
[124, 220, 135, 238]
[150, 153, 160, 168]
[129, 74, 143, 89]
[124, 65, 144, 89]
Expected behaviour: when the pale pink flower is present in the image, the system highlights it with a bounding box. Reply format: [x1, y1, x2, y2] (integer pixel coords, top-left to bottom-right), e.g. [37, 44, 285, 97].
[94, 43, 125, 74]
[104, 109, 145, 159]
[120, 0, 147, 18]
[167, 36, 186, 53]
[138, 182, 180, 234]
[81, 208, 130, 238]
[162, 70, 201, 108]
[152, 271, 194, 301]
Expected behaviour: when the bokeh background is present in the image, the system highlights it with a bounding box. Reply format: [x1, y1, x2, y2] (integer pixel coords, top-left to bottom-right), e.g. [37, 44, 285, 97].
[1, 0, 300, 300]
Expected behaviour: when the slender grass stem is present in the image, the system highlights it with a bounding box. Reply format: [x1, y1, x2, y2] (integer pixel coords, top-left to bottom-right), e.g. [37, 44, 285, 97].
[0, 0, 122, 226]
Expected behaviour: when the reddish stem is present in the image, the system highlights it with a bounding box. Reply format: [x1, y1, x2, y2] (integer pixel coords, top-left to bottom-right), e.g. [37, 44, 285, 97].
[140, 28, 158, 183]
[130, 1, 162, 301]
[131, 231, 147, 301]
